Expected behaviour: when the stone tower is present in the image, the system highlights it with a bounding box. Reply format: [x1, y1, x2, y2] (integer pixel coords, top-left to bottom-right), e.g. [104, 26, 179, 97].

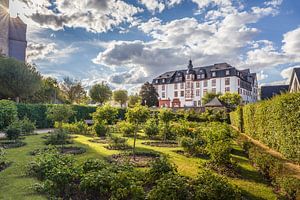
[0, 0, 10, 56]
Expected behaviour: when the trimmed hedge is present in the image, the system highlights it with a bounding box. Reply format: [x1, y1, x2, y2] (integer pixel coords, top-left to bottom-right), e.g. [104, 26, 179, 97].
[16, 104, 126, 129]
[229, 106, 243, 132]
[230, 93, 300, 163]
[0, 100, 18, 130]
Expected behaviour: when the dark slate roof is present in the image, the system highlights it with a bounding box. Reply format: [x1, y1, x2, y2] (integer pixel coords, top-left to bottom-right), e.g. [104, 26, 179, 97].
[260, 85, 289, 100]
[204, 97, 225, 107]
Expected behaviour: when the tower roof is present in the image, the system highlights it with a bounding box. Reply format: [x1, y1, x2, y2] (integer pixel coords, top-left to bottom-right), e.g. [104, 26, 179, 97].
[186, 60, 195, 74]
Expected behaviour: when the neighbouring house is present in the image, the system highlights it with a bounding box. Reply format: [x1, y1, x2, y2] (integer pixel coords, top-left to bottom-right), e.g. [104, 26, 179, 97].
[0, 0, 27, 61]
[152, 60, 258, 108]
[289, 68, 300, 93]
[260, 85, 289, 100]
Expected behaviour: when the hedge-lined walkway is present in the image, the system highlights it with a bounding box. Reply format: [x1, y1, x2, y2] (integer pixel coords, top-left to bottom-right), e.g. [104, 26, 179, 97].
[232, 126, 300, 179]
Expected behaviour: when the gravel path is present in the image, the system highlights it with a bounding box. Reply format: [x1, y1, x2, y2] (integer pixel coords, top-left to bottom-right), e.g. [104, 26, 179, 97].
[0, 128, 54, 139]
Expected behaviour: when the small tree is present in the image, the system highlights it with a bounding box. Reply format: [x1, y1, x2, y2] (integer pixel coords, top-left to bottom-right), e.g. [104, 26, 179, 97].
[158, 109, 174, 141]
[46, 105, 75, 129]
[128, 94, 141, 107]
[126, 105, 149, 159]
[113, 90, 128, 107]
[89, 82, 112, 105]
[139, 82, 158, 107]
[219, 92, 242, 110]
[202, 92, 221, 105]
[92, 104, 118, 125]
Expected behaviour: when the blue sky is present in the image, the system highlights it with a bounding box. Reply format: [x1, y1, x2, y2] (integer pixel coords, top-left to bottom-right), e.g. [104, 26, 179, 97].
[8, 0, 300, 92]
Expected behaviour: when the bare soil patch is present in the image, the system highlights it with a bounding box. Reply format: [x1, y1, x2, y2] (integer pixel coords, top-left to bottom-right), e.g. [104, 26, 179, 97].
[109, 152, 160, 167]
[142, 141, 179, 147]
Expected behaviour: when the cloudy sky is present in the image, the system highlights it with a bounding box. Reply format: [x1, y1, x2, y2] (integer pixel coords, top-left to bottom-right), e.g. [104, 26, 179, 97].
[8, 0, 300, 92]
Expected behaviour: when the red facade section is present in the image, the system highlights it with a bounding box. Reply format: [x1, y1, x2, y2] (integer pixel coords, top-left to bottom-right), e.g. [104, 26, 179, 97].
[159, 99, 171, 107]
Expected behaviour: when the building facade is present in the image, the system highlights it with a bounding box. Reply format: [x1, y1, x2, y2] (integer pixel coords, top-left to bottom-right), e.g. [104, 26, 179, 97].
[0, 0, 27, 61]
[289, 68, 300, 93]
[152, 61, 258, 108]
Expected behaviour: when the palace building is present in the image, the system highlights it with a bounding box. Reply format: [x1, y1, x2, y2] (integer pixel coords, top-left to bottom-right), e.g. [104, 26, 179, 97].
[0, 0, 27, 61]
[152, 60, 258, 108]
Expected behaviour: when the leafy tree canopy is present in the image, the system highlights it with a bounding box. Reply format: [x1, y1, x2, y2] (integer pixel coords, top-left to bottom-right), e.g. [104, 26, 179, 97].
[0, 57, 42, 102]
[128, 94, 141, 107]
[89, 82, 112, 105]
[60, 77, 86, 104]
[219, 92, 242, 110]
[139, 82, 158, 107]
[113, 90, 128, 107]
[202, 92, 221, 105]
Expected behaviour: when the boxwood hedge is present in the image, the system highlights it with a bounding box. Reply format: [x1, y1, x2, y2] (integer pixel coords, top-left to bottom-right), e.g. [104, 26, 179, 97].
[230, 93, 300, 163]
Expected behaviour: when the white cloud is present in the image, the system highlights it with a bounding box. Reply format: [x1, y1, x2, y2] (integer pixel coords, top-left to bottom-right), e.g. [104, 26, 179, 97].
[138, 0, 182, 13]
[280, 66, 297, 80]
[282, 27, 300, 56]
[14, 0, 143, 33]
[257, 70, 269, 81]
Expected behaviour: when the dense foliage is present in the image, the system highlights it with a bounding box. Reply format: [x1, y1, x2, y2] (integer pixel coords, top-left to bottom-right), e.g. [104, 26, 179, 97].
[230, 93, 300, 163]
[0, 100, 18, 130]
[113, 89, 128, 107]
[89, 82, 112, 105]
[229, 106, 243, 131]
[139, 82, 159, 107]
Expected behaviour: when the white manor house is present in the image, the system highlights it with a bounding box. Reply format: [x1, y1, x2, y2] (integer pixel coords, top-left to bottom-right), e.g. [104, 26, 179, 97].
[152, 60, 258, 108]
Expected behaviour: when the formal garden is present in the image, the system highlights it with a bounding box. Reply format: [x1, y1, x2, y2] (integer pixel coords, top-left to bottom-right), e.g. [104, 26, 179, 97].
[0, 97, 299, 200]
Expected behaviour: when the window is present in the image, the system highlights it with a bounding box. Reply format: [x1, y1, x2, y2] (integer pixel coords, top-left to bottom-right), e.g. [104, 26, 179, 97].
[174, 91, 178, 97]
[174, 83, 178, 90]
[226, 70, 230, 75]
[180, 83, 184, 89]
[212, 88, 216, 94]
[162, 85, 165, 91]
[201, 74, 205, 79]
[187, 74, 190, 79]
[225, 87, 230, 92]
[155, 80, 158, 83]
[238, 79, 240, 86]
[212, 79, 216, 87]
[162, 92, 165, 98]
[212, 72, 216, 77]
[180, 91, 184, 97]
[203, 89, 207, 95]
[203, 80, 208, 87]
[162, 79, 165, 83]
[193, 101, 197, 107]
[196, 89, 200, 96]
[197, 75, 201, 79]
[198, 100, 201, 106]
[187, 82, 190, 88]
[196, 82, 200, 88]
[225, 78, 230, 85]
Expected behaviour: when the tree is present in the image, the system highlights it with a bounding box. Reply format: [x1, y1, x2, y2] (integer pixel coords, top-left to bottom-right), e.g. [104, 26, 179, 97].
[158, 109, 174, 141]
[219, 92, 242, 110]
[139, 82, 158, 107]
[128, 94, 141, 107]
[113, 90, 128, 107]
[202, 92, 221, 105]
[60, 77, 86, 104]
[24, 77, 63, 103]
[92, 103, 118, 125]
[46, 105, 75, 129]
[126, 105, 149, 159]
[0, 57, 42, 102]
[89, 82, 112, 105]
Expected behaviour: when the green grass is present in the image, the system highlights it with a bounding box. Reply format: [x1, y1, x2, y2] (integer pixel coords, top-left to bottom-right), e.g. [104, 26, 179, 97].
[0, 133, 277, 200]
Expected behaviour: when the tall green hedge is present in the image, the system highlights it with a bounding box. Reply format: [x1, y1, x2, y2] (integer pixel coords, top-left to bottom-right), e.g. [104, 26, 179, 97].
[230, 93, 300, 163]
[16, 104, 126, 129]
[229, 106, 243, 132]
[0, 100, 18, 130]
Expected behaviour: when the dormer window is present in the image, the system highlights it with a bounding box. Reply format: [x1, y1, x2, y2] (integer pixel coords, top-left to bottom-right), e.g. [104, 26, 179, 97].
[197, 75, 201, 79]
[212, 72, 216, 77]
[162, 79, 165, 83]
[155, 80, 159, 83]
[226, 70, 230, 75]
[201, 74, 205, 79]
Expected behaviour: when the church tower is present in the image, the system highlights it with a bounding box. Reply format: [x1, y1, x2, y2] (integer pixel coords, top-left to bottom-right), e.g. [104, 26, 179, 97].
[0, 0, 10, 56]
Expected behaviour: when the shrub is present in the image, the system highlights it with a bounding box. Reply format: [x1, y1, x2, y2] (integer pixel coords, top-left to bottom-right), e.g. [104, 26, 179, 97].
[45, 129, 71, 145]
[108, 135, 129, 150]
[180, 136, 206, 157]
[46, 105, 75, 128]
[19, 117, 36, 135]
[170, 120, 196, 138]
[0, 147, 7, 170]
[147, 173, 193, 200]
[275, 176, 300, 200]
[147, 156, 177, 183]
[5, 120, 22, 140]
[229, 105, 243, 132]
[159, 123, 176, 141]
[248, 147, 283, 181]
[117, 121, 135, 137]
[93, 121, 109, 137]
[57, 121, 90, 135]
[242, 93, 300, 163]
[92, 104, 118, 125]
[144, 118, 159, 138]
[206, 140, 232, 167]
[0, 100, 17, 130]
[192, 170, 241, 199]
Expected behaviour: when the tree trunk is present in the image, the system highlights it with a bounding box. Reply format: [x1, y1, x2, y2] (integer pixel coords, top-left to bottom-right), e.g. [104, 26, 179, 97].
[133, 126, 138, 160]
[15, 97, 20, 103]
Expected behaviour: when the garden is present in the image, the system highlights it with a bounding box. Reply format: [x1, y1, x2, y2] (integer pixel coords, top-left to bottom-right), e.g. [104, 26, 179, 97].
[0, 99, 299, 200]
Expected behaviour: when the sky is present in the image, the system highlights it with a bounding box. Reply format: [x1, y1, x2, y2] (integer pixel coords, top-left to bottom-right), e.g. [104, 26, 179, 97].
[7, 0, 300, 93]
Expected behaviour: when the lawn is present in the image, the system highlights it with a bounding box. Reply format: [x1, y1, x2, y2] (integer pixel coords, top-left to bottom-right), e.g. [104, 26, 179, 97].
[0, 133, 277, 200]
